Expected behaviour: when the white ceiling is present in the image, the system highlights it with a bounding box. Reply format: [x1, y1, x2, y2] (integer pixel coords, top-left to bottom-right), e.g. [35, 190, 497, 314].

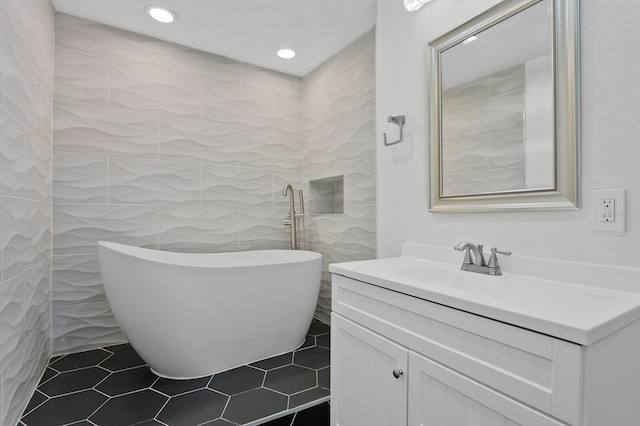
[51, 0, 378, 77]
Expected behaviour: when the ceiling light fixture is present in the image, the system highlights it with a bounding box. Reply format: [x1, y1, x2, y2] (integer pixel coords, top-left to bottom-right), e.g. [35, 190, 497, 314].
[147, 6, 177, 23]
[404, 0, 432, 12]
[277, 48, 296, 59]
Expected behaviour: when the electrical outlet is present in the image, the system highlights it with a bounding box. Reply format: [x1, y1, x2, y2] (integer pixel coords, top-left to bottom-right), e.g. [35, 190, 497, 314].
[592, 189, 626, 234]
[601, 198, 615, 222]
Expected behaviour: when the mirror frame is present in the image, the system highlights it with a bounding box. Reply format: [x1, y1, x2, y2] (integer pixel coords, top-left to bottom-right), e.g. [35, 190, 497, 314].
[428, 0, 580, 212]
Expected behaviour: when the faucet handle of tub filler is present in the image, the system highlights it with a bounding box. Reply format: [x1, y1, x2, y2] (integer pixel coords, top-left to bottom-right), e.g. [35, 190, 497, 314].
[296, 189, 305, 218]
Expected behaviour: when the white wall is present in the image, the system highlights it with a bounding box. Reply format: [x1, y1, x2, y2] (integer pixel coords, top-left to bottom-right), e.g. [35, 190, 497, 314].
[376, 0, 640, 268]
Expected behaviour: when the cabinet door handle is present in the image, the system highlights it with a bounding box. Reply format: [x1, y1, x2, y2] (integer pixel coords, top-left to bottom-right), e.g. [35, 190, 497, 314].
[392, 369, 404, 379]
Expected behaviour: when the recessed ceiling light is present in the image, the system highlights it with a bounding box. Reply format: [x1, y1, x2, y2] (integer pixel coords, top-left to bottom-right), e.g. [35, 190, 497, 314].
[462, 35, 479, 45]
[147, 6, 177, 23]
[277, 49, 296, 59]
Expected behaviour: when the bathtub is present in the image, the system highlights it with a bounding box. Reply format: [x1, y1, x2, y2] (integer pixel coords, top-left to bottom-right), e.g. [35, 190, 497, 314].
[97, 241, 322, 379]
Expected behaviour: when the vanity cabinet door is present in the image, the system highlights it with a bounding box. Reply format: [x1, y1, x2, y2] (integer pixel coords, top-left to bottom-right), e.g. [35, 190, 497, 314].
[408, 351, 565, 426]
[331, 314, 408, 426]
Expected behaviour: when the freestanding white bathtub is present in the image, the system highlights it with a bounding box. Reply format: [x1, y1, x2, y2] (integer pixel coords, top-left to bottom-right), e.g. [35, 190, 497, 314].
[97, 241, 322, 379]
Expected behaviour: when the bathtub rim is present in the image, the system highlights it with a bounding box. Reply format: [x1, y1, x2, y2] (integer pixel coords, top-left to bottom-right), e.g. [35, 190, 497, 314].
[98, 240, 322, 268]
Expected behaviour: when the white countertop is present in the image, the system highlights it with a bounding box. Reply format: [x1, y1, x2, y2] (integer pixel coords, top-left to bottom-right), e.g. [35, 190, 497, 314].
[330, 256, 640, 345]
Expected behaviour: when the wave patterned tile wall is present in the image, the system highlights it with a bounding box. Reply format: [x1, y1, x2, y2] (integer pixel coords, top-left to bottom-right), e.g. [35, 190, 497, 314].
[302, 31, 377, 324]
[0, 0, 54, 424]
[52, 254, 105, 306]
[51, 13, 307, 354]
[52, 14, 376, 354]
[442, 64, 526, 196]
[54, 100, 158, 158]
[158, 206, 239, 252]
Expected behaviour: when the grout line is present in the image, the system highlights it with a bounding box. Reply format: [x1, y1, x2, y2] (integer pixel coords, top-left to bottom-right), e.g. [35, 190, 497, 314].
[218, 393, 232, 423]
[19, 390, 48, 418]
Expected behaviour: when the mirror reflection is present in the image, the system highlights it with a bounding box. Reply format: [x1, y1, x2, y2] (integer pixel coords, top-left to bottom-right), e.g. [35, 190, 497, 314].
[440, 0, 554, 197]
[428, 0, 579, 212]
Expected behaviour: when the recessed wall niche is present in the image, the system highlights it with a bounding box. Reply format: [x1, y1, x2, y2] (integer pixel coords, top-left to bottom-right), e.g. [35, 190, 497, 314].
[310, 176, 344, 215]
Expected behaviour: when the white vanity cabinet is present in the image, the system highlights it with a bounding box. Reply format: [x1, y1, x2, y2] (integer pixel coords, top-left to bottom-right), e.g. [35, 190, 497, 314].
[332, 314, 408, 426]
[330, 271, 640, 426]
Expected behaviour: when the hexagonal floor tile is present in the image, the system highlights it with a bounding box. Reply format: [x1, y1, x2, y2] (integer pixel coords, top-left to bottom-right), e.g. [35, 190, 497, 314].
[289, 387, 330, 409]
[96, 365, 157, 397]
[261, 413, 295, 426]
[250, 352, 293, 370]
[292, 402, 330, 426]
[294, 346, 330, 370]
[38, 367, 58, 384]
[99, 344, 146, 371]
[264, 365, 316, 395]
[21, 321, 333, 426]
[22, 390, 47, 415]
[307, 321, 330, 336]
[89, 389, 167, 425]
[316, 333, 330, 349]
[318, 366, 330, 389]
[49, 348, 111, 372]
[157, 389, 228, 425]
[299, 335, 315, 349]
[38, 367, 110, 397]
[209, 365, 265, 395]
[222, 388, 287, 424]
[22, 390, 108, 426]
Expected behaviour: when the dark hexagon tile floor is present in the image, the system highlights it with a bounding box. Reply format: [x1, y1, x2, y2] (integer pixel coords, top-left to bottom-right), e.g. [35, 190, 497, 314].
[20, 321, 330, 426]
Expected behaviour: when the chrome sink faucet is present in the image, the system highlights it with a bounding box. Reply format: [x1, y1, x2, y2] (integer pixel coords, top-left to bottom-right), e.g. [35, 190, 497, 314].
[454, 242, 511, 275]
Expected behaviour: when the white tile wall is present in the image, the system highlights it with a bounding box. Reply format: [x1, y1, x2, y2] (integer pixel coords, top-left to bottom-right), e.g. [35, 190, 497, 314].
[51, 14, 376, 353]
[0, 0, 54, 424]
[158, 118, 240, 166]
[442, 64, 526, 195]
[53, 100, 158, 158]
[51, 14, 305, 354]
[302, 30, 377, 324]
[0, 1, 375, 421]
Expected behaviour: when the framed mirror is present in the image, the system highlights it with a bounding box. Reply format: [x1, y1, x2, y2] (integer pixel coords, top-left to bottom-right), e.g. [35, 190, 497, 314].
[428, 0, 579, 212]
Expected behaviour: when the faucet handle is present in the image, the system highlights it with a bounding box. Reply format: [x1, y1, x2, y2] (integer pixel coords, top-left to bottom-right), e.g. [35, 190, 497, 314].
[488, 247, 511, 275]
[494, 248, 511, 256]
[453, 243, 473, 265]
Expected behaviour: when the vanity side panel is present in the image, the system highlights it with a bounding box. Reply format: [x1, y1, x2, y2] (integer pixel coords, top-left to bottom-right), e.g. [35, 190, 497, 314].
[551, 340, 582, 425]
[582, 318, 640, 426]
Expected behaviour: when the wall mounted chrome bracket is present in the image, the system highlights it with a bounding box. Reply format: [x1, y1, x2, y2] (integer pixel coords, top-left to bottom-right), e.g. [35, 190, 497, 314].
[383, 115, 406, 146]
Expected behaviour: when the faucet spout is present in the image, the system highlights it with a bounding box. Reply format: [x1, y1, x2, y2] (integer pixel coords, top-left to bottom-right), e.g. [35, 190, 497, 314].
[283, 184, 295, 212]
